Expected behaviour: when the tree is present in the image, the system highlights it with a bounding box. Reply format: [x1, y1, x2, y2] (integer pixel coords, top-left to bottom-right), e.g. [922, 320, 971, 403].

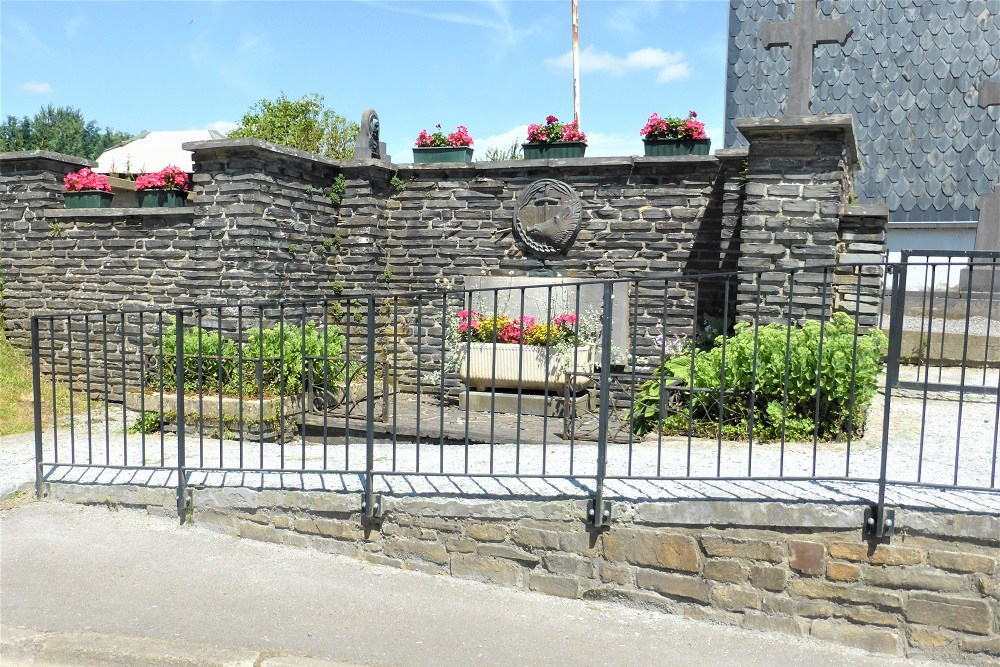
[227, 93, 359, 159]
[0, 105, 132, 159]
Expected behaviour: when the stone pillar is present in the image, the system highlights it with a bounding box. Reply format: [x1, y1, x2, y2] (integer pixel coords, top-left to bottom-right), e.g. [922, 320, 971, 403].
[0, 151, 95, 344]
[734, 115, 860, 323]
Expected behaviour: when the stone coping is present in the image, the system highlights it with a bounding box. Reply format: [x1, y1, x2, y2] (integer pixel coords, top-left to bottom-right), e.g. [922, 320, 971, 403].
[182, 138, 721, 176]
[840, 203, 889, 218]
[43, 207, 195, 220]
[0, 150, 95, 168]
[735, 114, 860, 170]
[714, 148, 749, 160]
[887, 220, 979, 230]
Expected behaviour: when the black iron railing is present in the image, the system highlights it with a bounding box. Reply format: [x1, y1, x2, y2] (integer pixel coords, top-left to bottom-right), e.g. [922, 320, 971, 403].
[30, 255, 1000, 538]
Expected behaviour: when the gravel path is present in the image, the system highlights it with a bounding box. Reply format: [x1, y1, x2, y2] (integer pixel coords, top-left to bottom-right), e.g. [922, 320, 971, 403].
[3, 367, 997, 513]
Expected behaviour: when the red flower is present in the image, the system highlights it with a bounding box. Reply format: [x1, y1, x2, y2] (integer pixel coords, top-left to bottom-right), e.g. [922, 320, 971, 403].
[545, 115, 558, 124]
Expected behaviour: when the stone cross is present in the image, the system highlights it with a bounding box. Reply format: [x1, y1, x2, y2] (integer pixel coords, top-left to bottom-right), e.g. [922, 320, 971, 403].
[760, 0, 853, 115]
[355, 109, 389, 161]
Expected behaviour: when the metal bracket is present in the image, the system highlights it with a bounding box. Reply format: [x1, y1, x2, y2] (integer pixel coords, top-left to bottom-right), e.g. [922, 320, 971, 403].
[587, 498, 612, 528]
[362, 493, 384, 522]
[863, 504, 895, 541]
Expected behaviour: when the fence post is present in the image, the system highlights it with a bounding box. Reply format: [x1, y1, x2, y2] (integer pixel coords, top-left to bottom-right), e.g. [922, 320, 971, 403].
[868, 262, 905, 540]
[31, 317, 45, 499]
[589, 282, 614, 528]
[175, 309, 188, 524]
[363, 296, 382, 521]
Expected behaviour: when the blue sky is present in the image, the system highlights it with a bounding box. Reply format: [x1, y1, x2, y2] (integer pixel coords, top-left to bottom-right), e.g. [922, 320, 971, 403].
[1, 1, 729, 159]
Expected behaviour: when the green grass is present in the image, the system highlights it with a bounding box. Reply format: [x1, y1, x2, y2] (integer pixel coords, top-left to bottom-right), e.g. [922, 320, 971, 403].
[0, 331, 71, 437]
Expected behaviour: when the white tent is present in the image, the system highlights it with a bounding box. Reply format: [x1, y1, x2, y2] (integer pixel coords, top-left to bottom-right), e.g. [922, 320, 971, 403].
[96, 130, 224, 174]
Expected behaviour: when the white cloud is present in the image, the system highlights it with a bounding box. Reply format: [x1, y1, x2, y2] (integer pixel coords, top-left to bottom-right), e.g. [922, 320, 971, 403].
[474, 126, 644, 159]
[65, 16, 84, 38]
[364, 0, 521, 46]
[581, 131, 643, 158]
[545, 46, 690, 84]
[474, 125, 530, 158]
[607, 2, 661, 35]
[204, 120, 239, 135]
[705, 125, 723, 153]
[19, 82, 52, 94]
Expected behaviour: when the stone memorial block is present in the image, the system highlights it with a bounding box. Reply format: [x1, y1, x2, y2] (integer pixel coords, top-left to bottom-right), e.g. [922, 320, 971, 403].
[759, 0, 853, 115]
[355, 108, 389, 161]
[963, 80, 1000, 292]
[513, 179, 583, 257]
[462, 276, 628, 353]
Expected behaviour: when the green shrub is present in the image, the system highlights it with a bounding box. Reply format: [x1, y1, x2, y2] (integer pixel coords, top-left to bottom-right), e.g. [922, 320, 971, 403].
[233, 321, 345, 397]
[129, 411, 162, 434]
[630, 312, 888, 441]
[153, 320, 346, 398]
[154, 325, 237, 393]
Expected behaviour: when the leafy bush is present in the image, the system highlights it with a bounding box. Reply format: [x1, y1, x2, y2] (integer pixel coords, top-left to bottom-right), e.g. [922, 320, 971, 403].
[630, 312, 888, 441]
[235, 322, 345, 397]
[153, 321, 346, 398]
[155, 325, 237, 393]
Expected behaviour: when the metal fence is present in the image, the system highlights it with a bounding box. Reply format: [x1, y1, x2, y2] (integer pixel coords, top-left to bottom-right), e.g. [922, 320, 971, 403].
[31, 255, 1000, 539]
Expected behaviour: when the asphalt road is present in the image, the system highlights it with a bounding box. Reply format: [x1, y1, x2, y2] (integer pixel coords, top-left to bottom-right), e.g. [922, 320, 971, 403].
[0, 502, 954, 667]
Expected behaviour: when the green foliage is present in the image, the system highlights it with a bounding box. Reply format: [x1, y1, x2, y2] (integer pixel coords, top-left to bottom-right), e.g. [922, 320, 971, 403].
[227, 93, 359, 159]
[328, 174, 347, 205]
[236, 322, 345, 397]
[129, 411, 161, 434]
[389, 176, 406, 193]
[630, 312, 889, 441]
[154, 325, 238, 394]
[152, 321, 347, 398]
[1, 105, 132, 159]
[482, 139, 523, 161]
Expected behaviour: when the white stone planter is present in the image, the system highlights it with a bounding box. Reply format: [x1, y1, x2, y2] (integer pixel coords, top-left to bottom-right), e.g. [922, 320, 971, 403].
[456, 343, 596, 392]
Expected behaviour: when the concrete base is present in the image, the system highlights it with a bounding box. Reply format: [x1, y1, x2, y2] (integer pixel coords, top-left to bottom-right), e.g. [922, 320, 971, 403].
[459, 390, 592, 417]
[959, 266, 1000, 295]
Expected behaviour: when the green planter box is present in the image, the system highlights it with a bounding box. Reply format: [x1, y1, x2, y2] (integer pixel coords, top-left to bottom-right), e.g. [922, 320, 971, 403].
[643, 138, 711, 156]
[522, 142, 587, 159]
[138, 189, 187, 208]
[63, 191, 114, 208]
[412, 146, 474, 163]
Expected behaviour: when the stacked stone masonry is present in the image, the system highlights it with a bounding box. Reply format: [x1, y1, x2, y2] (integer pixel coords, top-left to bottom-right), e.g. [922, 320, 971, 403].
[3, 116, 887, 390]
[45, 485, 1000, 665]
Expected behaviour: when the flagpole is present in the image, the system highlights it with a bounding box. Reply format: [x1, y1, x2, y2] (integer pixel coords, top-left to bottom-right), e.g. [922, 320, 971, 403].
[572, 0, 580, 125]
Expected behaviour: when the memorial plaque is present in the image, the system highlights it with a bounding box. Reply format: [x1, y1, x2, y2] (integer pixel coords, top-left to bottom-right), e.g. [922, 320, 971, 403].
[512, 179, 583, 257]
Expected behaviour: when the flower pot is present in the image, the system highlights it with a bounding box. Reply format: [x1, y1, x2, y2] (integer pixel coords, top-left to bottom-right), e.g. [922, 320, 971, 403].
[412, 146, 474, 163]
[457, 343, 596, 392]
[63, 191, 114, 208]
[522, 142, 587, 160]
[643, 138, 711, 157]
[138, 189, 186, 208]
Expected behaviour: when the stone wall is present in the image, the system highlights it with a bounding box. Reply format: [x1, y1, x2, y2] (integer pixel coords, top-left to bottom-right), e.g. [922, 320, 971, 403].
[45, 483, 1000, 664]
[2, 116, 888, 379]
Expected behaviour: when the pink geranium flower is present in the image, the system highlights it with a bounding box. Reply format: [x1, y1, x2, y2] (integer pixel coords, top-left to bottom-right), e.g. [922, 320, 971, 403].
[135, 165, 189, 192]
[640, 111, 707, 140]
[64, 167, 111, 192]
[526, 115, 587, 144]
[415, 124, 474, 147]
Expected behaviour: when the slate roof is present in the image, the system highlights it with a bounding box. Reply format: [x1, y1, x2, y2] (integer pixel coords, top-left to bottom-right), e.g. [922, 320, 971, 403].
[725, 0, 1000, 221]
